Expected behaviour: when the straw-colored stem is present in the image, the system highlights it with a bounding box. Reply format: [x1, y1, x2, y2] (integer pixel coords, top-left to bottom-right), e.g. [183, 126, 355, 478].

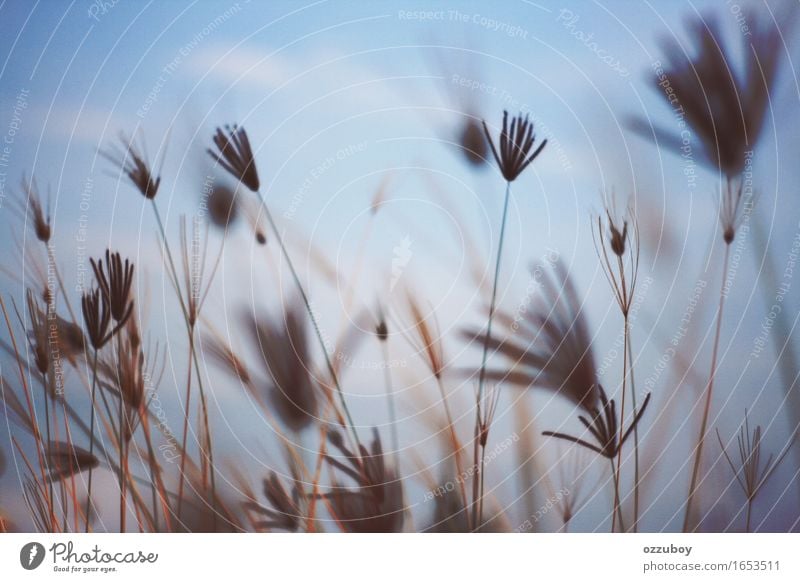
[38, 372, 55, 527]
[684, 241, 732, 532]
[176, 331, 194, 520]
[150, 199, 217, 529]
[116, 337, 126, 532]
[1, 297, 55, 526]
[140, 412, 171, 532]
[434, 375, 469, 529]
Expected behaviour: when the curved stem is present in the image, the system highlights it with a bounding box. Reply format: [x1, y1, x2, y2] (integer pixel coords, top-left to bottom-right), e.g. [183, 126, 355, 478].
[258, 196, 361, 451]
[684, 241, 732, 532]
[150, 200, 217, 529]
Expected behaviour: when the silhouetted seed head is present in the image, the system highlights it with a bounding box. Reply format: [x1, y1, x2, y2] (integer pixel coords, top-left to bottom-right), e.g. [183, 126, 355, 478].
[723, 227, 735, 245]
[375, 314, 388, 342]
[477, 385, 500, 447]
[594, 200, 641, 317]
[204, 334, 251, 386]
[323, 428, 404, 532]
[45, 442, 99, 483]
[91, 250, 134, 324]
[21, 177, 51, 243]
[247, 301, 319, 432]
[462, 261, 598, 411]
[406, 295, 444, 380]
[81, 288, 112, 351]
[207, 183, 239, 229]
[606, 211, 628, 257]
[720, 178, 745, 245]
[25, 290, 50, 374]
[28, 287, 85, 365]
[256, 231, 266, 245]
[635, 11, 786, 177]
[254, 472, 301, 532]
[55, 316, 86, 361]
[424, 475, 500, 532]
[328, 428, 346, 452]
[482, 110, 547, 182]
[102, 134, 162, 199]
[459, 117, 488, 167]
[716, 411, 795, 504]
[207, 125, 260, 192]
[543, 385, 652, 459]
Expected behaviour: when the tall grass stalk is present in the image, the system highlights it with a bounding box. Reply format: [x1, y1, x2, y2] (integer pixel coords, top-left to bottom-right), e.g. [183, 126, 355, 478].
[473, 181, 511, 529]
[149, 200, 217, 527]
[684, 241, 732, 532]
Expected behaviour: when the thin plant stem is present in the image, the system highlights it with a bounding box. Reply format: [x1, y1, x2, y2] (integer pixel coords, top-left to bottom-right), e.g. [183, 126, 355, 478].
[749, 216, 800, 481]
[610, 456, 625, 532]
[193, 333, 214, 488]
[472, 181, 512, 530]
[746, 498, 753, 533]
[478, 436, 489, 527]
[257, 195, 361, 450]
[626, 324, 641, 533]
[140, 412, 171, 532]
[434, 375, 470, 530]
[176, 333, 194, 520]
[1, 297, 55, 526]
[38, 373, 54, 526]
[684, 241, 732, 532]
[471, 416, 480, 531]
[116, 337, 126, 532]
[150, 200, 217, 528]
[85, 350, 99, 532]
[613, 320, 628, 534]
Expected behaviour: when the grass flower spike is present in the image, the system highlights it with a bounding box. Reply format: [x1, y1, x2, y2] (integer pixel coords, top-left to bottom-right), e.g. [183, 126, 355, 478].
[207, 125, 260, 192]
[482, 110, 547, 182]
